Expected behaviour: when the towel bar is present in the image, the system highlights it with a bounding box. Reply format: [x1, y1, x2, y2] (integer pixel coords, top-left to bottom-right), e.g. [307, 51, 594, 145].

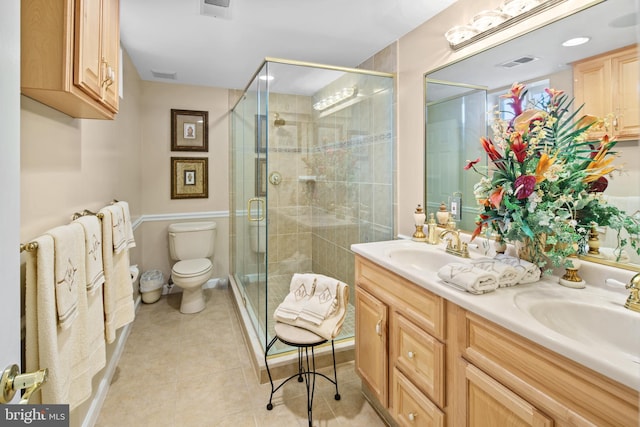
[19, 242, 38, 253]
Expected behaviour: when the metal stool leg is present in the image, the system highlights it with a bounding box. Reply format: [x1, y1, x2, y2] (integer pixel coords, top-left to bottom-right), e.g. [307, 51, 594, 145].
[265, 336, 278, 411]
[331, 340, 340, 401]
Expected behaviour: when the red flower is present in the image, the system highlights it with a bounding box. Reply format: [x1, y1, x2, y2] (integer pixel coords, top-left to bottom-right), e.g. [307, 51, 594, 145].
[471, 214, 490, 241]
[501, 82, 526, 116]
[480, 137, 505, 169]
[464, 158, 480, 170]
[513, 175, 536, 199]
[509, 132, 528, 163]
[588, 176, 608, 193]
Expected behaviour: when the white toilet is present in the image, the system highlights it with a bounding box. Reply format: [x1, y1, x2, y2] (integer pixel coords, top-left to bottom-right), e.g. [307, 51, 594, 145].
[168, 221, 217, 314]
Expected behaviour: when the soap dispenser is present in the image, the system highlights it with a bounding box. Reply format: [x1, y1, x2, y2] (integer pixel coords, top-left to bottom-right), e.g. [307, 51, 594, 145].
[436, 201, 449, 226]
[426, 213, 438, 244]
[412, 204, 427, 242]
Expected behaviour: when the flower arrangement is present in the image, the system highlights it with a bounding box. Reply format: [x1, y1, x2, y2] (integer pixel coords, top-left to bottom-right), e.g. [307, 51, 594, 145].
[466, 82, 639, 271]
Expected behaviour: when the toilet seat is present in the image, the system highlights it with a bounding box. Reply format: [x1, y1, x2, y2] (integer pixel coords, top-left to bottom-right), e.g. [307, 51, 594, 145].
[171, 258, 212, 278]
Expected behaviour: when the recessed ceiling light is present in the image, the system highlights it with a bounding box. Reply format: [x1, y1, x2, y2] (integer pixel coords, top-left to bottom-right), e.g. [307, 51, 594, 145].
[562, 37, 591, 47]
[259, 75, 274, 81]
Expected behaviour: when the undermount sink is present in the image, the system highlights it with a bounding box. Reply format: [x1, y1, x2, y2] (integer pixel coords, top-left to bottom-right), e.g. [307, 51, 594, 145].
[514, 291, 640, 360]
[385, 244, 475, 272]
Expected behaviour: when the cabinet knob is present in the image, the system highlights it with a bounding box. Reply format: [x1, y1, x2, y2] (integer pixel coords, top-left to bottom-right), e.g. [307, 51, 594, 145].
[408, 412, 417, 422]
[407, 351, 415, 359]
[375, 319, 382, 336]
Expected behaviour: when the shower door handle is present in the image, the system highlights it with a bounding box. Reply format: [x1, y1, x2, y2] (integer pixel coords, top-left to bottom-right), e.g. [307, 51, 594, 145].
[247, 198, 265, 222]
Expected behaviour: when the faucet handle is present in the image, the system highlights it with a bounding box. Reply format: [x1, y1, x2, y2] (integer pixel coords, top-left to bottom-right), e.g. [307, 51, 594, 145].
[625, 272, 640, 289]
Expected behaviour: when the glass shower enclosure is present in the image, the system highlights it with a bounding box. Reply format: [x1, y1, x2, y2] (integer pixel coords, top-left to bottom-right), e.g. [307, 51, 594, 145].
[231, 58, 395, 357]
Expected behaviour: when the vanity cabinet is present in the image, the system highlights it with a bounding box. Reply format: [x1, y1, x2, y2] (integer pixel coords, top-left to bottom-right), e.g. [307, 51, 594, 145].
[355, 255, 446, 424]
[21, 0, 120, 119]
[354, 255, 639, 426]
[573, 44, 639, 141]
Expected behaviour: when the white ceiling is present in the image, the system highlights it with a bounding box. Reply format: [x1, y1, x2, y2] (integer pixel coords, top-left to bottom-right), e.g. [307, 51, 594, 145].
[120, 0, 458, 90]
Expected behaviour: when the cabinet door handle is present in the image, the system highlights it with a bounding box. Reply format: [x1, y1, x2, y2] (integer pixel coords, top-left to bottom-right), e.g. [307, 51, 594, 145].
[408, 412, 417, 422]
[407, 351, 415, 359]
[613, 115, 619, 131]
[375, 319, 382, 336]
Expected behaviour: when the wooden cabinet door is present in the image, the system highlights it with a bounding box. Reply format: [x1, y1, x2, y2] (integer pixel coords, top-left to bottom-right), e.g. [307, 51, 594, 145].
[74, 0, 103, 100]
[573, 56, 611, 141]
[355, 286, 388, 407]
[465, 363, 553, 427]
[101, 0, 119, 111]
[611, 49, 640, 139]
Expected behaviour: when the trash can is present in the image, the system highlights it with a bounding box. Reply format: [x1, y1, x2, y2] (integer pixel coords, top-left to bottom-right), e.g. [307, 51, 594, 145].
[140, 270, 164, 304]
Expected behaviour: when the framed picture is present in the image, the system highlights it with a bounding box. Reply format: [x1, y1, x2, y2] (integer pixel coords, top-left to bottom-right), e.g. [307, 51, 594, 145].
[256, 158, 267, 197]
[171, 109, 208, 152]
[171, 157, 208, 199]
[255, 114, 267, 153]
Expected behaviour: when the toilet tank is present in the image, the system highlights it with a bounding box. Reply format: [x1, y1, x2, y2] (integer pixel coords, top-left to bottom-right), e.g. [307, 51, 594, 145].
[249, 220, 266, 254]
[168, 221, 217, 261]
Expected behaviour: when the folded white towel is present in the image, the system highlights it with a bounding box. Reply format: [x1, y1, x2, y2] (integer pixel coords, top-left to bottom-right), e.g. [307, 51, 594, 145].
[73, 215, 105, 292]
[470, 257, 523, 287]
[437, 263, 499, 294]
[597, 247, 631, 263]
[273, 283, 309, 322]
[115, 201, 136, 250]
[46, 225, 82, 329]
[298, 276, 340, 325]
[495, 254, 541, 284]
[100, 207, 136, 344]
[289, 273, 317, 295]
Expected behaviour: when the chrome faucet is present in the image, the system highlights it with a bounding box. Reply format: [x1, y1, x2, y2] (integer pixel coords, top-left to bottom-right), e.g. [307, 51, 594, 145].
[438, 216, 469, 258]
[624, 272, 640, 312]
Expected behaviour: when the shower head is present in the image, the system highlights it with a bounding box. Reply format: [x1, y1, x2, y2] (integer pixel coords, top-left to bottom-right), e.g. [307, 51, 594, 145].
[274, 113, 286, 127]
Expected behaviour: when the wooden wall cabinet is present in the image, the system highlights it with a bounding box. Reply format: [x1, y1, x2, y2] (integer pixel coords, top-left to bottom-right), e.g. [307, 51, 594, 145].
[21, 0, 120, 119]
[573, 45, 639, 141]
[354, 255, 639, 426]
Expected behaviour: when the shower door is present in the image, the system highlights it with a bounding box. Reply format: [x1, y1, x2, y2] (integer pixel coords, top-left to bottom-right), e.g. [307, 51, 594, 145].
[231, 66, 269, 347]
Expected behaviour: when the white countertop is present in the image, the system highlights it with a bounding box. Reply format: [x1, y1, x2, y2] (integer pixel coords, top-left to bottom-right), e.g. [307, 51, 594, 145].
[351, 238, 640, 391]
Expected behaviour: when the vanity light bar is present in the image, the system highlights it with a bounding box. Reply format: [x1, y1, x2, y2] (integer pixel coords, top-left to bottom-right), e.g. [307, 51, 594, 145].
[312, 87, 358, 111]
[445, 0, 567, 50]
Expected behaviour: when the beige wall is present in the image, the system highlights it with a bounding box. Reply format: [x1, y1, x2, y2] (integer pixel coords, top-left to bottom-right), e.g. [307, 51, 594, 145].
[137, 81, 230, 282]
[396, 0, 602, 237]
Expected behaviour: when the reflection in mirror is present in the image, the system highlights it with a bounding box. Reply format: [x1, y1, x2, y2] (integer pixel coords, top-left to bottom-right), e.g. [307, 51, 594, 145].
[425, 0, 639, 270]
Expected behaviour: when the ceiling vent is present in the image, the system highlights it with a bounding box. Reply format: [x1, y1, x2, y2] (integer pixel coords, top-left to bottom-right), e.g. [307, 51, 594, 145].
[498, 55, 539, 68]
[201, 0, 232, 19]
[151, 70, 177, 80]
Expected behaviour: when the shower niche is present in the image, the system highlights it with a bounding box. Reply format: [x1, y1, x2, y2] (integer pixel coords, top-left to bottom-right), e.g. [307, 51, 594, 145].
[230, 58, 395, 362]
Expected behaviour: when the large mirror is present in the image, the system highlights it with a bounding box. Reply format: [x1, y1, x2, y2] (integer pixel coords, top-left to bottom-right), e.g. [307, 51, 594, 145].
[425, 0, 639, 270]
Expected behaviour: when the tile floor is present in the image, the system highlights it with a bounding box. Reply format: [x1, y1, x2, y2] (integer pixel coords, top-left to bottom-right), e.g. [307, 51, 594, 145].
[95, 286, 387, 427]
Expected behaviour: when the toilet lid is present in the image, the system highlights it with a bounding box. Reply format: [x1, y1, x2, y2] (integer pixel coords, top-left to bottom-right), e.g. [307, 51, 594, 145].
[172, 258, 212, 277]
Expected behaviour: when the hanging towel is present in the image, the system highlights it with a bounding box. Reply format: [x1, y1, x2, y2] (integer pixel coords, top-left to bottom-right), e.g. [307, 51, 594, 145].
[298, 275, 340, 325]
[100, 206, 136, 344]
[73, 215, 105, 292]
[495, 254, 541, 284]
[46, 225, 81, 329]
[437, 263, 499, 294]
[26, 231, 92, 410]
[106, 204, 127, 254]
[470, 257, 522, 287]
[115, 201, 136, 250]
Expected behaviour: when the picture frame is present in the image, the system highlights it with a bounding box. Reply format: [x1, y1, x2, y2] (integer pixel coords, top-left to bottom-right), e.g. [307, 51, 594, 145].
[255, 114, 267, 153]
[256, 158, 267, 197]
[171, 157, 208, 199]
[171, 109, 209, 152]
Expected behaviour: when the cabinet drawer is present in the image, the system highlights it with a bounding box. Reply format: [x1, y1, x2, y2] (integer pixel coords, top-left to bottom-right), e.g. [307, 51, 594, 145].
[356, 256, 445, 339]
[392, 367, 444, 427]
[392, 313, 445, 408]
